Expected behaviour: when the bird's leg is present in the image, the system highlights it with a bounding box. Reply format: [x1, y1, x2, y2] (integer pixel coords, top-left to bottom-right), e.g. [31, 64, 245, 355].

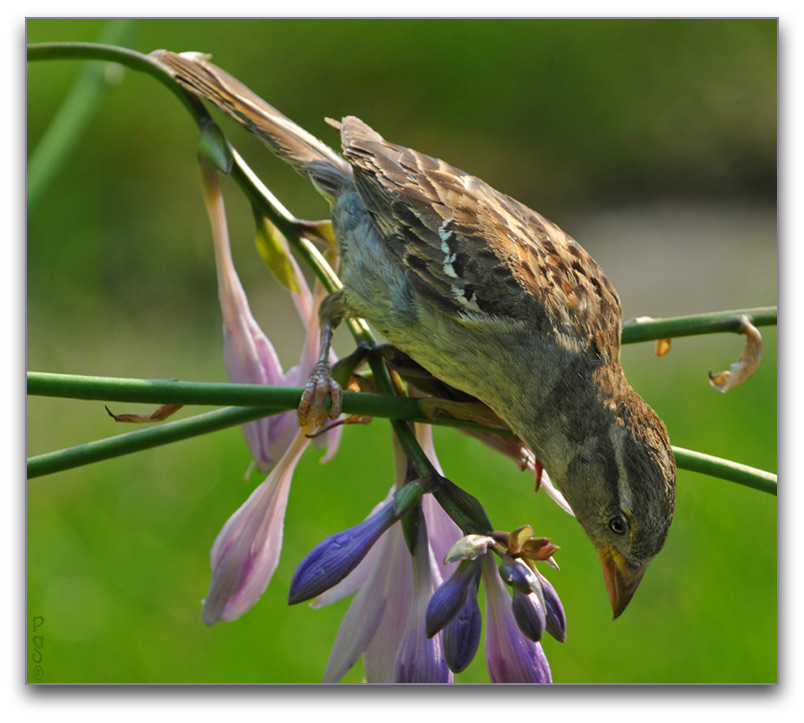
[298, 291, 349, 427]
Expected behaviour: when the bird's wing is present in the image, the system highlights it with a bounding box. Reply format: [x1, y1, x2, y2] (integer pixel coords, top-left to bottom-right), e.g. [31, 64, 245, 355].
[153, 50, 351, 199]
[339, 116, 622, 354]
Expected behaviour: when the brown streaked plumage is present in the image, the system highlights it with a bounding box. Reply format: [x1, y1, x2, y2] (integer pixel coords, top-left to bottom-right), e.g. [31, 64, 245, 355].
[155, 50, 676, 617]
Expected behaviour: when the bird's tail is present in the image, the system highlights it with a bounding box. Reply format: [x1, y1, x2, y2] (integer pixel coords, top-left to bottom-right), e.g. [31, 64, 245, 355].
[152, 50, 351, 201]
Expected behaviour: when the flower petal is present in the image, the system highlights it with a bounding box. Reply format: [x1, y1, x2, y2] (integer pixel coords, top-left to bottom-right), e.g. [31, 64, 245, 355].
[322, 521, 413, 682]
[394, 515, 452, 683]
[201, 429, 310, 625]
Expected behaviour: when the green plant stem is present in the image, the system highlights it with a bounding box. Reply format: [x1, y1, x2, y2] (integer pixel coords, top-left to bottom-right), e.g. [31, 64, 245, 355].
[27, 42, 209, 122]
[27, 371, 777, 494]
[27, 43, 777, 502]
[672, 448, 777, 495]
[621, 306, 776, 344]
[27, 406, 277, 479]
[27, 371, 423, 423]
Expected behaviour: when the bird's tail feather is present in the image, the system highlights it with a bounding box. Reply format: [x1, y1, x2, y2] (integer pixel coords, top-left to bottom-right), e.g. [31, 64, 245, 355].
[152, 50, 351, 200]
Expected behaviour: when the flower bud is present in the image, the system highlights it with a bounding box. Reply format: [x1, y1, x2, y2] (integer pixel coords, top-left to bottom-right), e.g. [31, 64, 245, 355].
[498, 556, 540, 595]
[442, 572, 482, 673]
[443, 534, 496, 564]
[288, 502, 398, 605]
[425, 559, 481, 638]
[536, 570, 567, 642]
[511, 589, 547, 642]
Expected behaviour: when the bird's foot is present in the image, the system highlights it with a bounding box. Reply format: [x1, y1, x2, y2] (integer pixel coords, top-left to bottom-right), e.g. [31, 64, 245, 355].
[298, 361, 343, 427]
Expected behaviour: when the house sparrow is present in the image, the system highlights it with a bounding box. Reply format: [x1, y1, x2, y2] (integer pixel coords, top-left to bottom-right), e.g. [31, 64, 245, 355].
[156, 50, 676, 617]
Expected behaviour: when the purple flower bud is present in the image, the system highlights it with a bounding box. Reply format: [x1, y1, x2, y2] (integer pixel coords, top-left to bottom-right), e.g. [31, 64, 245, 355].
[498, 556, 540, 595]
[442, 571, 482, 673]
[288, 502, 398, 605]
[536, 569, 567, 642]
[426, 559, 481, 638]
[511, 589, 547, 642]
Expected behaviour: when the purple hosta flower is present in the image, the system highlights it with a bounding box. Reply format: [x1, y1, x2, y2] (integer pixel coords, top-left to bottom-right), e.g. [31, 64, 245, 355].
[482, 553, 553, 684]
[198, 166, 342, 625]
[288, 501, 400, 605]
[202, 162, 341, 474]
[427, 525, 566, 680]
[394, 511, 453, 683]
[535, 566, 567, 643]
[427, 558, 483, 673]
[310, 426, 463, 682]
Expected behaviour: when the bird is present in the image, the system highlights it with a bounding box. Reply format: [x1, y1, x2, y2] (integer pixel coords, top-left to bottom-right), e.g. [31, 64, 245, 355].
[155, 50, 676, 618]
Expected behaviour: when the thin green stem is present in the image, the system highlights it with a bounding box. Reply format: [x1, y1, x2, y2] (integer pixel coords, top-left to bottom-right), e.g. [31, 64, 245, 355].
[27, 406, 277, 479]
[27, 42, 210, 122]
[621, 306, 776, 344]
[673, 447, 777, 495]
[27, 371, 777, 495]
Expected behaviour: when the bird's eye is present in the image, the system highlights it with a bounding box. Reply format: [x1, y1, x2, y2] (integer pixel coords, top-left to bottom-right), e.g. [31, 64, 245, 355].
[609, 516, 627, 535]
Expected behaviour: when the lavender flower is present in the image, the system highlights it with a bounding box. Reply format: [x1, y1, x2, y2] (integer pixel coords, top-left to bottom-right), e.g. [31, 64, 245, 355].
[202, 162, 341, 474]
[394, 511, 453, 683]
[198, 165, 342, 625]
[312, 427, 463, 683]
[201, 429, 309, 624]
[482, 554, 552, 683]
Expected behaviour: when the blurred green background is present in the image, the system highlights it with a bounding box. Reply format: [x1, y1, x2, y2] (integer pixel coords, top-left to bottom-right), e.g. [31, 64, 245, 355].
[26, 19, 776, 684]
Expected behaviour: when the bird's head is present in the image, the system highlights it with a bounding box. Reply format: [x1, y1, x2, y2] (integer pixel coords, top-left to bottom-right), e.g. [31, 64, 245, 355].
[559, 390, 676, 618]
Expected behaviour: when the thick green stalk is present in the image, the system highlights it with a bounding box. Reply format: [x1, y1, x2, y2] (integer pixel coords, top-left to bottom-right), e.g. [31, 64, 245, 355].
[27, 371, 423, 423]
[672, 447, 777, 496]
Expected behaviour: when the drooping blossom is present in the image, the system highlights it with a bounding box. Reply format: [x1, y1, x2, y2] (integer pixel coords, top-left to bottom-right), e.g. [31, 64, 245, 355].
[394, 510, 453, 683]
[198, 164, 340, 624]
[481, 553, 552, 683]
[202, 162, 341, 475]
[303, 425, 462, 682]
[201, 427, 310, 624]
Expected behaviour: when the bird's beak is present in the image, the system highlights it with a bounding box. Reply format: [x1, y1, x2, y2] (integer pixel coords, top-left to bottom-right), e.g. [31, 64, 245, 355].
[597, 546, 646, 619]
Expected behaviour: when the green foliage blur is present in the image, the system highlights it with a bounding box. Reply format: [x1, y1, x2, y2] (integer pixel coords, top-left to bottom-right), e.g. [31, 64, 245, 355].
[27, 18, 776, 684]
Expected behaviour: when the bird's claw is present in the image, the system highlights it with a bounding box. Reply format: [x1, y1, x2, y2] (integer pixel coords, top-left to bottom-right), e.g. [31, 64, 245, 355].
[298, 361, 343, 427]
